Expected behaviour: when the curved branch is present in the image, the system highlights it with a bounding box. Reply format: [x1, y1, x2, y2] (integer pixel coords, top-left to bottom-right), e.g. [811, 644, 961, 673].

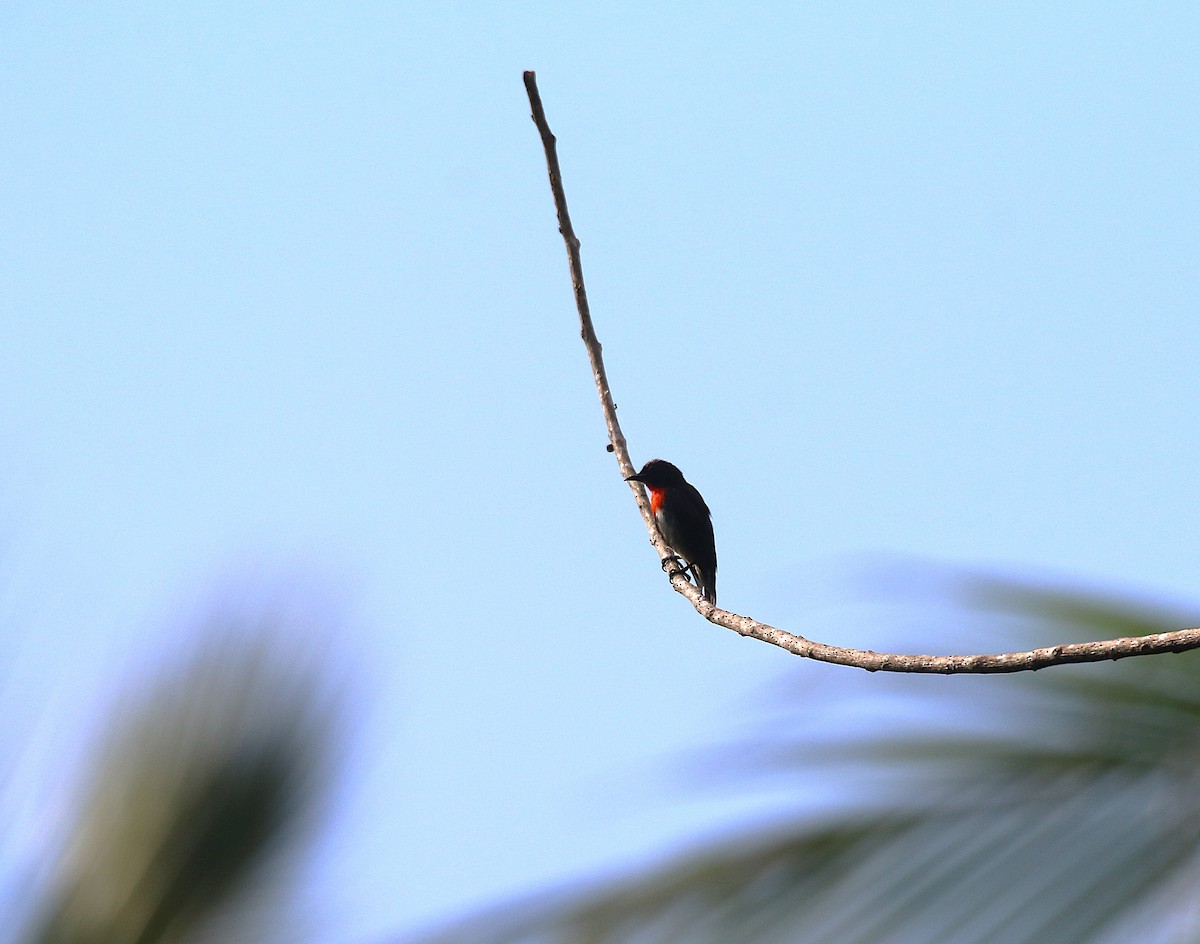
[522, 70, 1200, 674]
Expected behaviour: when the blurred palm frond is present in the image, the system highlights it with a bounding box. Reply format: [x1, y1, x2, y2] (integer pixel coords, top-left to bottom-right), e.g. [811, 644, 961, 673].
[412, 577, 1200, 944]
[23, 620, 340, 944]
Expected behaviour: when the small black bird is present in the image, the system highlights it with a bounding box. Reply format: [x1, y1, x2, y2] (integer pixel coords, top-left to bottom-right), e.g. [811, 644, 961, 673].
[625, 459, 718, 604]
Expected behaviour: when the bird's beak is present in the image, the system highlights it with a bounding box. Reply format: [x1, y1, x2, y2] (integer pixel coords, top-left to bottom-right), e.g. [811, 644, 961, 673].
[625, 473, 642, 483]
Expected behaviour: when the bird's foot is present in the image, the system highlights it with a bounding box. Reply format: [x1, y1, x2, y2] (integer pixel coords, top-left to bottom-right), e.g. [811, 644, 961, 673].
[661, 555, 693, 583]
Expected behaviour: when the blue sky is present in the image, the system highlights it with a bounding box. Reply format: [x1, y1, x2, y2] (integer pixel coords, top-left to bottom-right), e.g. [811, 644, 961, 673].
[3, 3, 1199, 942]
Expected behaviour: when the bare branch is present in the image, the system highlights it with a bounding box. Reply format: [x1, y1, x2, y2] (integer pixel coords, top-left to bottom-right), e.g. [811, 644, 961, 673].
[522, 70, 1200, 674]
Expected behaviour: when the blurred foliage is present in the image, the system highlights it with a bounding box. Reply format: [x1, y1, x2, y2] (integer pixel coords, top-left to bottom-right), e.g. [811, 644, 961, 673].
[411, 577, 1200, 944]
[21, 619, 340, 944]
[14, 576, 1200, 944]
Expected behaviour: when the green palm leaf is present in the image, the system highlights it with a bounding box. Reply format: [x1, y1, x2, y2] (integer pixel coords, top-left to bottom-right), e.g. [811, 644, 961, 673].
[23, 622, 338, 944]
[413, 577, 1200, 944]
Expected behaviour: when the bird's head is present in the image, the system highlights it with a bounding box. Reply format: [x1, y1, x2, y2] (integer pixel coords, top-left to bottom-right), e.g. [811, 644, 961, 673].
[625, 459, 686, 489]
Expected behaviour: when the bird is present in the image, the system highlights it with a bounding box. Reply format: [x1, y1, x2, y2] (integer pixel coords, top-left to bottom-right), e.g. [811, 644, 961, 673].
[625, 459, 718, 604]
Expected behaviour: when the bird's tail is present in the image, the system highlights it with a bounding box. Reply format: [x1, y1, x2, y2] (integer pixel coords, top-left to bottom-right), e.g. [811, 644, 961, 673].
[691, 564, 716, 605]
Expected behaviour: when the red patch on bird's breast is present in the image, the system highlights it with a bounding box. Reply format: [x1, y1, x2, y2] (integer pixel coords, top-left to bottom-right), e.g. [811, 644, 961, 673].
[648, 487, 665, 515]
